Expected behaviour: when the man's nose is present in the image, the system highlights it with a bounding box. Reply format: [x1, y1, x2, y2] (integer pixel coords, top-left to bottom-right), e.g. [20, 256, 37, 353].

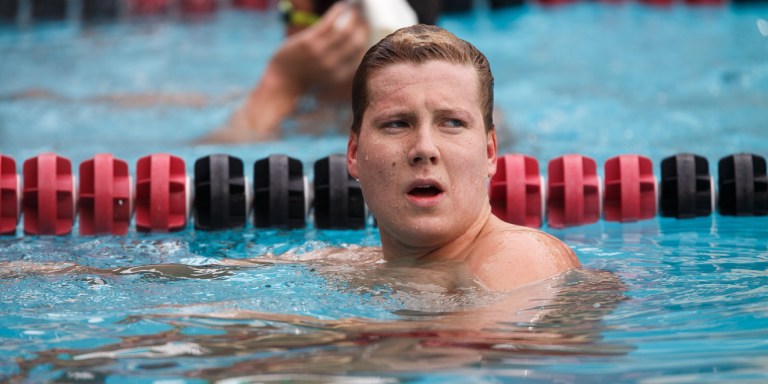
[408, 127, 439, 166]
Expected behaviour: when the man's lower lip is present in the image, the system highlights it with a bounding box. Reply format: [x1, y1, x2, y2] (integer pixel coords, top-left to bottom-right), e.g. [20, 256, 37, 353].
[405, 192, 445, 207]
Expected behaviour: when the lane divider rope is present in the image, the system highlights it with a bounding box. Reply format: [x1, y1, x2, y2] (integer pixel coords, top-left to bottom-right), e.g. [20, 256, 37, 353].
[0, 151, 765, 236]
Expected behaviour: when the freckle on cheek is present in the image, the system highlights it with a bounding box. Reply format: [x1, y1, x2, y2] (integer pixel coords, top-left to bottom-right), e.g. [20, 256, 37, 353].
[391, 162, 396, 167]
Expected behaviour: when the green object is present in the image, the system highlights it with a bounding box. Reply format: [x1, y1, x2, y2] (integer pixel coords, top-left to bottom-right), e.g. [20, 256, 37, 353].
[279, 0, 320, 27]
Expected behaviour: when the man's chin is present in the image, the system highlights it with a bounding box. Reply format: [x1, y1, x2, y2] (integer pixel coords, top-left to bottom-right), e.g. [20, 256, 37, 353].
[380, 217, 457, 247]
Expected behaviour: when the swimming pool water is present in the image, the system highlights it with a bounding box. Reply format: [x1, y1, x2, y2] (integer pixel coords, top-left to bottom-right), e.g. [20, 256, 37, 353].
[1, 2, 768, 382]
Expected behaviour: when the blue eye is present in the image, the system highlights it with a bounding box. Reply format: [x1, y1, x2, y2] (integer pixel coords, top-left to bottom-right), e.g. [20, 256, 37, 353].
[443, 119, 466, 128]
[383, 120, 408, 129]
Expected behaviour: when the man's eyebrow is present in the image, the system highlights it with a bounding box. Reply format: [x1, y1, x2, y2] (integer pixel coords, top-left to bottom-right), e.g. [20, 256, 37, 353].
[433, 108, 473, 120]
[370, 110, 418, 123]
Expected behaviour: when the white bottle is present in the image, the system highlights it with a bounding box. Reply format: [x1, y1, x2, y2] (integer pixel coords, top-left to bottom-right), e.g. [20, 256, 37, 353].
[352, 0, 418, 48]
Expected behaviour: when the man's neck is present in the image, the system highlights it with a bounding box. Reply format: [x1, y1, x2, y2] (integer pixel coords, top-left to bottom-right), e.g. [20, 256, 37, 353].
[379, 207, 495, 266]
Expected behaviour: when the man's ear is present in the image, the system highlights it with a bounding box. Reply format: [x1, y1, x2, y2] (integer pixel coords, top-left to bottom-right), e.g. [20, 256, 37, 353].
[347, 132, 360, 179]
[486, 127, 498, 178]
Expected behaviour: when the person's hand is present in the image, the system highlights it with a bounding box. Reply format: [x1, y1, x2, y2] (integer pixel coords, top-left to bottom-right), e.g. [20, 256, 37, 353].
[268, 1, 370, 98]
[200, 2, 369, 144]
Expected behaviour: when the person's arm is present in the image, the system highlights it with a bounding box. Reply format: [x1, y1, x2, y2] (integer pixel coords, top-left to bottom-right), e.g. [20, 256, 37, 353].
[0, 260, 240, 280]
[201, 2, 369, 143]
[0, 246, 380, 280]
[210, 63, 304, 142]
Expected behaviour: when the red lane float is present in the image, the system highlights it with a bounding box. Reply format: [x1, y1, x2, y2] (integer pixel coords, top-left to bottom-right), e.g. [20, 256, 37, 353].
[0, 155, 20, 235]
[684, 0, 726, 5]
[638, 0, 674, 6]
[489, 154, 543, 228]
[180, 0, 217, 14]
[547, 154, 601, 228]
[129, 0, 173, 15]
[79, 154, 133, 236]
[603, 155, 657, 222]
[22, 153, 75, 235]
[135, 154, 189, 232]
[536, 0, 578, 6]
[232, 0, 269, 10]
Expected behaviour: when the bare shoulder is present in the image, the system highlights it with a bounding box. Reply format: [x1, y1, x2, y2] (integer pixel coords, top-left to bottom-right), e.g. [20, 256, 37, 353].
[499, 225, 580, 267]
[469, 217, 581, 291]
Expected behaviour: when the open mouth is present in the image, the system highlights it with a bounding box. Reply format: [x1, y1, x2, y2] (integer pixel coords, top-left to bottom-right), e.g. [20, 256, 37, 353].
[407, 185, 443, 198]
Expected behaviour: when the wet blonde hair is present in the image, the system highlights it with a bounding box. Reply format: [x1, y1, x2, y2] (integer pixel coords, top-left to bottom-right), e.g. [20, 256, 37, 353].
[350, 24, 494, 134]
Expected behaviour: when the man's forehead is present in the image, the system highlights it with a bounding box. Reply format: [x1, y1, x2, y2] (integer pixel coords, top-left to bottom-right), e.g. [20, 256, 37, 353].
[371, 60, 476, 76]
[366, 61, 480, 99]
[371, 61, 475, 83]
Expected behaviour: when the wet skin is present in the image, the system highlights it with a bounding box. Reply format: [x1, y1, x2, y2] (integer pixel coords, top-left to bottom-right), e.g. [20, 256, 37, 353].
[347, 60, 580, 290]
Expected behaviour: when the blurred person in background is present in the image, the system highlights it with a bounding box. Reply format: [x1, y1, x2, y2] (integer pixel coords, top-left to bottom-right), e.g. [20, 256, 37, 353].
[2, 0, 440, 143]
[202, 0, 441, 143]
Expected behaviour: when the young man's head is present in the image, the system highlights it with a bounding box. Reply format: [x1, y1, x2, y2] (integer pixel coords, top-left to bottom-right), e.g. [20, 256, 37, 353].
[347, 25, 498, 254]
[350, 24, 494, 135]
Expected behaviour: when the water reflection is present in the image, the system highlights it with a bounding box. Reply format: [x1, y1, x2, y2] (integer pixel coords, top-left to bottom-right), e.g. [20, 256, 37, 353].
[10, 270, 630, 382]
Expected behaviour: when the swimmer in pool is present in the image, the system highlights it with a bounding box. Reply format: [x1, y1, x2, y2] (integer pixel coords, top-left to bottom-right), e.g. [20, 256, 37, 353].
[2, 25, 579, 292]
[344, 24, 580, 291]
[2, 1, 369, 124]
[202, 0, 372, 142]
[2, 1, 441, 142]
[203, 0, 441, 142]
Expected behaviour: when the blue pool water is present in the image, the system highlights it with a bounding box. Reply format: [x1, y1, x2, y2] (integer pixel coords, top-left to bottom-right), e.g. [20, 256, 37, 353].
[1, 2, 768, 382]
